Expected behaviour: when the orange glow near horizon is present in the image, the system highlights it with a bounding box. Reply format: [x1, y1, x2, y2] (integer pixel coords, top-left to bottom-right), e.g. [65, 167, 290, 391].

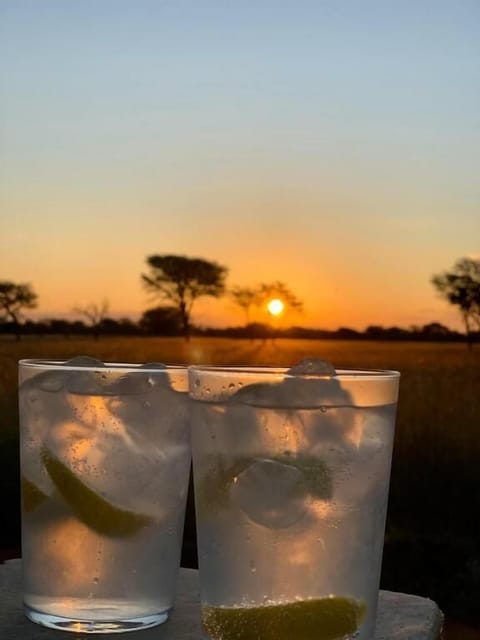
[1, 4, 477, 334]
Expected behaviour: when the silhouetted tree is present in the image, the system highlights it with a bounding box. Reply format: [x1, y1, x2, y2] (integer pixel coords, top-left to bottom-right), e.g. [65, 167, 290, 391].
[420, 322, 451, 339]
[258, 281, 303, 314]
[0, 281, 38, 341]
[432, 257, 480, 347]
[365, 325, 385, 340]
[142, 255, 228, 339]
[47, 319, 74, 336]
[73, 298, 109, 341]
[139, 306, 183, 336]
[230, 286, 261, 325]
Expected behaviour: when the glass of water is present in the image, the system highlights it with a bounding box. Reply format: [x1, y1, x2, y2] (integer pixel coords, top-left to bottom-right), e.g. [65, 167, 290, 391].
[19, 357, 191, 633]
[189, 361, 400, 640]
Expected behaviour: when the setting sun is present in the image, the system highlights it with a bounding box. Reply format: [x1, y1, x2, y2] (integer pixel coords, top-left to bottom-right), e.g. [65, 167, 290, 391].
[267, 298, 285, 316]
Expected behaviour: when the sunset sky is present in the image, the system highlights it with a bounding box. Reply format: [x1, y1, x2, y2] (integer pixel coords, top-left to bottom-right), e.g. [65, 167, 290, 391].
[1, 1, 479, 330]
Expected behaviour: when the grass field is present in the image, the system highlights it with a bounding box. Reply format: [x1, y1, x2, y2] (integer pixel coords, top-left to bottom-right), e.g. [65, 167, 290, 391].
[1, 335, 480, 629]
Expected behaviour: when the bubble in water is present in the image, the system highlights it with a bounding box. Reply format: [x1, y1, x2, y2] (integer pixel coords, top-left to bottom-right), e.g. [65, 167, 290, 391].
[230, 458, 308, 528]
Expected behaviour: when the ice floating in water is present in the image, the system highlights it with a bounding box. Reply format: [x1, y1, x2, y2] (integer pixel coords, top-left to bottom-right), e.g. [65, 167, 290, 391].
[64, 356, 105, 368]
[230, 458, 308, 529]
[287, 358, 336, 377]
[34, 370, 68, 393]
[232, 359, 347, 409]
[139, 362, 167, 369]
[63, 358, 170, 396]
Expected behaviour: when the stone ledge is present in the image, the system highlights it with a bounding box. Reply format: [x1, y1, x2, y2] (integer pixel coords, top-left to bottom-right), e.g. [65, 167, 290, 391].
[0, 559, 443, 639]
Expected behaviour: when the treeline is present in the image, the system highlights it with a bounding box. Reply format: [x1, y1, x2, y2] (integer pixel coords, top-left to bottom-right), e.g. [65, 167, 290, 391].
[0, 316, 476, 343]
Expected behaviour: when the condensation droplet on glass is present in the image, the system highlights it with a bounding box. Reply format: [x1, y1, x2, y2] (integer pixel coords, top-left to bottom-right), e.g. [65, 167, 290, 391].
[320, 406, 328, 413]
[93, 577, 99, 584]
[249, 560, 256, 573]
[194, 378, 200, 387]
[143, 400, 151, 409]
[228, 383, 235, 390]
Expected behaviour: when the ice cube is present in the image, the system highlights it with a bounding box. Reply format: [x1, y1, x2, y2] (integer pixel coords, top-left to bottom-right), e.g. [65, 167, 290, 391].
[233, 376, 349, 409]
[64, 357, 108, 395]
[140, 362, 167, 369]
[64, 356, 105, 367]
[231, 359, 341, 409]
[287, 358, 336, 377]
[19, 375, 75, 494]
[93, 434, 190, 517]
[44, 385, 189, 519]
[67, 372, 117, 395]
[108, 382, 189, 450]
[45, 362, 190, 518]
[108, 372, 154, 396]
[230, 458, 309, 528]
[34, 370, 68, 392]
[107, 364, 175, 396]
[48, 418, 189, 520]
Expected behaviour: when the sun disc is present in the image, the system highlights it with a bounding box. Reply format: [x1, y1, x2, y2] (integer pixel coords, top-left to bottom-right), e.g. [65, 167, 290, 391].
[267, 298, 285, 316]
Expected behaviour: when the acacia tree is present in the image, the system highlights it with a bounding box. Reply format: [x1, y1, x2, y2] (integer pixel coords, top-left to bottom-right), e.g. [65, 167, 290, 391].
[258, 281, 303, 314]
[73, 299, 110, 341]
[0, 281, 38, 341]
[230, 286, 261, 325]
[139, 306, 182, 336]
[142, 255, 228, 339]
[432, 257, 480, 347]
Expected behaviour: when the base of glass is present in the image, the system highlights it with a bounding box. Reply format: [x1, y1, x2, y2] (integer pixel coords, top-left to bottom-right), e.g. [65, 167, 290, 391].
[24, 604, 170, 634]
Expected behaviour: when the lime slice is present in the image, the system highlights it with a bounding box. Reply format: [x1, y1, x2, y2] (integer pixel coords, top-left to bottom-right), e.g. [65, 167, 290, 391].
[41, 446, 155, 538]
[276, 453, 332, 500]
[196, 454, 331, 520]
[195, 457, 247, 518]
[203, 596, 366, 640]
[21, 476, 48, 514]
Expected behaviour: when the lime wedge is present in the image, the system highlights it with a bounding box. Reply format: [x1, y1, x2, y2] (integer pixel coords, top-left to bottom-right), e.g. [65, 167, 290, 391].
[195, 457, 247, 518]
[276, 453, 332, 500]
[21, 476, 48, 514]
[41, 447, 155, 538]
[196, 454, 331, 520]
[203, 596, 366, 640]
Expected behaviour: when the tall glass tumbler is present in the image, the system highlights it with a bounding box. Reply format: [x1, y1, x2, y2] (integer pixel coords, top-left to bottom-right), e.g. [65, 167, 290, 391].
[19, 358, 191, 633]
[189, 365, 400, 640]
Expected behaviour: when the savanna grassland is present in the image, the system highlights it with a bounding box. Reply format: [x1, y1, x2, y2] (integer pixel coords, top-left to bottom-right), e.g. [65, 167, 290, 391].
[1, 336, 480, 630]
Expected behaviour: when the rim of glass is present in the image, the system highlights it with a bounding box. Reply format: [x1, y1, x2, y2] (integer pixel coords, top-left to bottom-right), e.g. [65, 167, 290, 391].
[19, 359, 187, 373]
[188, 365, 400, 380]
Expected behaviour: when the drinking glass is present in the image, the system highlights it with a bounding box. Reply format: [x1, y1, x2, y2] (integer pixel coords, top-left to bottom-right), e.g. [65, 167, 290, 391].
[19, 358, 191, 633]
[189, 364, 400, 640]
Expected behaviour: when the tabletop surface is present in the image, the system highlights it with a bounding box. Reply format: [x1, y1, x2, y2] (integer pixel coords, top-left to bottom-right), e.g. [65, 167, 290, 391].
[0, 559, 443, 639]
